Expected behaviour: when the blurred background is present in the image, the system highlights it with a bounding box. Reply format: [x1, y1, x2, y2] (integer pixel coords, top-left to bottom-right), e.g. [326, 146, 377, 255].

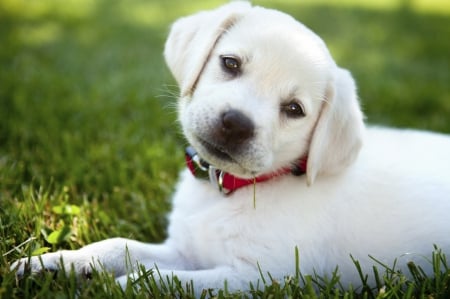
[0, 0, 449, 244]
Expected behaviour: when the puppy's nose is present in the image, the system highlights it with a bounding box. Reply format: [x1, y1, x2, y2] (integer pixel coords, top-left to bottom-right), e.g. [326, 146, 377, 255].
[220, 109, 254, 144]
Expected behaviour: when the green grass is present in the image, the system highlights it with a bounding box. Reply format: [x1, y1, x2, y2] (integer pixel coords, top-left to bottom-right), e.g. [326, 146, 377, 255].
[1, 0, 449, 298]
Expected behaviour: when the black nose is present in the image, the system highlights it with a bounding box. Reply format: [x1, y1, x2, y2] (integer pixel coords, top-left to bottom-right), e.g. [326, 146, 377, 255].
[221, 109, 254, 143]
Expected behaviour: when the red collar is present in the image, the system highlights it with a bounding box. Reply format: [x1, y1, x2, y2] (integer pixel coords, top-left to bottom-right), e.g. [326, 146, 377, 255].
[185, 146, 307, 195]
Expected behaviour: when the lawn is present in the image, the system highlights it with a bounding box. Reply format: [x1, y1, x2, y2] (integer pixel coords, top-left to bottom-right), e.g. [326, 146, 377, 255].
[1, 0, 449, 298]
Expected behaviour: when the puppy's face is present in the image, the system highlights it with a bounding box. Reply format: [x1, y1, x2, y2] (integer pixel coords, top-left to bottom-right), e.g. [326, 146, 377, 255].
[178, 10, 334, 178]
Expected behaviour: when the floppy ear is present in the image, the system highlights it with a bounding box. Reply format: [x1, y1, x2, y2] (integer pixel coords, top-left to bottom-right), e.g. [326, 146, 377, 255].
[164, 1, 251, 97]
[306, 68, 365, 185]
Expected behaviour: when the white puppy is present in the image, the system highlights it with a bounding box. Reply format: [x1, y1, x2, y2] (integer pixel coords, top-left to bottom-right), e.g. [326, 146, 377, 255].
[11, 1, 450, 294]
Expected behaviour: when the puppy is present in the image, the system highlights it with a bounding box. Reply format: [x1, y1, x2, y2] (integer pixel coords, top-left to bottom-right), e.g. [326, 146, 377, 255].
[11, 1, 450, 294]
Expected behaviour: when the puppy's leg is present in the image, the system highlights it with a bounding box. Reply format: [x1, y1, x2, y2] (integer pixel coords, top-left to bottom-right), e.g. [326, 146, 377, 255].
[116, 266, 253, 294]
[11, 238, 182, 279]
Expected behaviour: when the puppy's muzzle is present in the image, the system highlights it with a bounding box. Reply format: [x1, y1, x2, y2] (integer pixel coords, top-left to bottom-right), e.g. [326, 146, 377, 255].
[204, 109, 254, 159]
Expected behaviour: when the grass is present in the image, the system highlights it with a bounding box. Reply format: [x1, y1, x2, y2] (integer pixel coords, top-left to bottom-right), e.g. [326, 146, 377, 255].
[0, 0, 449, 298]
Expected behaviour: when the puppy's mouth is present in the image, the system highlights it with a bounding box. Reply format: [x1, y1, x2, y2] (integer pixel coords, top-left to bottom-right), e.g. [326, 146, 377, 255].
[193, 136, 266, 177]
[197, 138, 233, 162]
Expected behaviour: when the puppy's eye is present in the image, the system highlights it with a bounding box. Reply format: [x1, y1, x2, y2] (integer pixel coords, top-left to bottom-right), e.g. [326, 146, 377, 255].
[281, 101, 306, 118]
[220, 55, 241, 74]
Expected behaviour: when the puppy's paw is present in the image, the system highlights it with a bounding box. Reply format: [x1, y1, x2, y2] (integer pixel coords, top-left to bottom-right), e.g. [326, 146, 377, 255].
[10, 251, 94, 279]
[115, 271, 154, 291]
[115, 274, 130, 289]
[11, 253, 60, 276]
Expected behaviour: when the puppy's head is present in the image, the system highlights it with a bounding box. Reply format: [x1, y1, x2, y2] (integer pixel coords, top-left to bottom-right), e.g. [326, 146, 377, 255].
[165, 2, 365, 184]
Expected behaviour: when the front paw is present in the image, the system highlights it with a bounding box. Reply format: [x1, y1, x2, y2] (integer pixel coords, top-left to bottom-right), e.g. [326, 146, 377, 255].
[11, 252, 61, 276]
[10, 251, 93, 279]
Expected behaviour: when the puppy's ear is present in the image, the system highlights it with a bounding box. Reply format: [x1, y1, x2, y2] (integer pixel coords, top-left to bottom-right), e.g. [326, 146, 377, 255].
[306, 68, 365, 185]
[164, 2, 251, 96]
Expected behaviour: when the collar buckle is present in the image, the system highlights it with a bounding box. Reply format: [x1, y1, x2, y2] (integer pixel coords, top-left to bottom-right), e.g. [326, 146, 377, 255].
[208, 167, 231, 195]
[186, 146, 231, 195]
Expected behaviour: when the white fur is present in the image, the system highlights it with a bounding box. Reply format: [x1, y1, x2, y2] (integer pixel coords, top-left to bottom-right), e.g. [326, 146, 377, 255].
[11, 2, 450, 295]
